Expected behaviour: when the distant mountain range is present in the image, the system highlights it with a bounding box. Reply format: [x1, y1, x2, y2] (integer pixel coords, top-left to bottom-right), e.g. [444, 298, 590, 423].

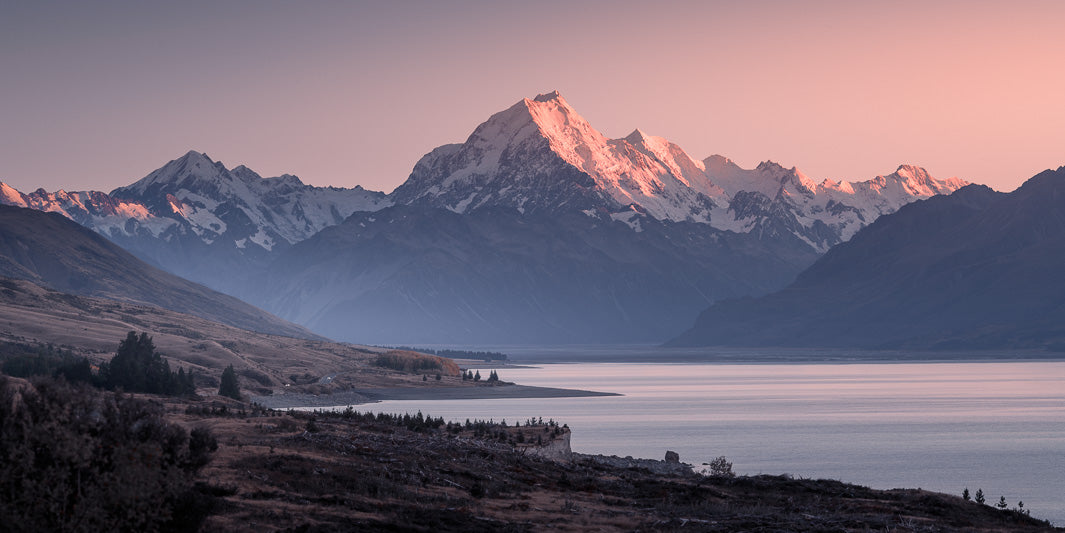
[0, 91, 967, 344]
[669, 167, 1065, 350]
[1, 153, 389, 291]
[0, 204, 317, 340]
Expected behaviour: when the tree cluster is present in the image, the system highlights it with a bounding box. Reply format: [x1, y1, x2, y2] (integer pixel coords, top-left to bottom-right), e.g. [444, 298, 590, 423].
[373, 352, 443, 373]
[376, 346, 508, 361]
[1, 333, 197, 397]
[98, 332, 195, 396]
[0, 376, 217, 532]
[461, 369, 502, 382]
[0, 341, 94, 385]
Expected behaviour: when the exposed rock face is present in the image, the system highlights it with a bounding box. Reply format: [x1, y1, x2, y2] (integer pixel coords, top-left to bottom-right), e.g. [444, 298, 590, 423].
[665, 450, 680, 463]
[519, 428, 572, 462]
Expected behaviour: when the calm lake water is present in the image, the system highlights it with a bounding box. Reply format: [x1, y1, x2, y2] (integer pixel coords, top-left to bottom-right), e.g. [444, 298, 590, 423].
[349, 362, 1065, 525]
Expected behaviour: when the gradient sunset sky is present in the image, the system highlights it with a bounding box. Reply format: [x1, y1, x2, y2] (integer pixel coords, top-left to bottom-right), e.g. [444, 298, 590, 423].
[2, 0, 1063, 194]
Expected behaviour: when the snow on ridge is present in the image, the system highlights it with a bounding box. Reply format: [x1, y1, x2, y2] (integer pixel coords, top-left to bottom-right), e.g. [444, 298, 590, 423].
[394, 91, 969, 252]
[0, 182, 28, 207]
[2, 151, 391, 252]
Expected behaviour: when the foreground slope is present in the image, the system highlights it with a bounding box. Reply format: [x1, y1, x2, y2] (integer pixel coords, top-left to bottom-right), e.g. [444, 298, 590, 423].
[0, 276, 461, 394]
[0, 205, 316, 339]
[175, 402, 1057, 532]
[670, 167, 1065, 350]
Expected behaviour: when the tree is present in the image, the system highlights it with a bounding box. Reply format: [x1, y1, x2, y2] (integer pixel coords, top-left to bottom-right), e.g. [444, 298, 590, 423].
[219, 365, 241, 400]
[99, 331, 194, 395]
[996, 496, 1008, 509]
[975, 489, 985, 504]
[962, 488, 970, 501]
[708, 456, 735, 477]
[474, 370, 481, 382]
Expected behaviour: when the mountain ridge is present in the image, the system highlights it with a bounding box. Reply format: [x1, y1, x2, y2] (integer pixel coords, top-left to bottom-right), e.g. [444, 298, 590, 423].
[391, 91, 967, 253]
[0, 204, 319, 340]
[0, 91, 973, 344]
[668, 167, 1065, 350]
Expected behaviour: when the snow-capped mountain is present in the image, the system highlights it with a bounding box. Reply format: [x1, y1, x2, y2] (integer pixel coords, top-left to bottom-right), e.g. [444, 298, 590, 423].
[393, 91, 966, 252]
[0, 151, 390, 292]
[0, 91, 972, 344]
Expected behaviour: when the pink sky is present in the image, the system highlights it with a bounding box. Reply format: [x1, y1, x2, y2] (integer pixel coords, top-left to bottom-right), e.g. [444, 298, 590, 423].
[2, 1, 1063, 194]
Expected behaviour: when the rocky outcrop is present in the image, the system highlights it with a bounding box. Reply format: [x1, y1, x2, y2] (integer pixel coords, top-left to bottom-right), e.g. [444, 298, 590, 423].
[574, 451, 695, 476]
[517, 428, 572, 462]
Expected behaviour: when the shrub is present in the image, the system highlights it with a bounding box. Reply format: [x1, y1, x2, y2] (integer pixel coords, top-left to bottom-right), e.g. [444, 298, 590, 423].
[709, 456, 735, 478]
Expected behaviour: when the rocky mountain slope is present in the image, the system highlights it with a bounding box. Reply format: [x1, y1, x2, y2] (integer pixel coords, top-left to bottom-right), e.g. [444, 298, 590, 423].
[669, 167, 1065, 350]
[0, 204, 316, 340]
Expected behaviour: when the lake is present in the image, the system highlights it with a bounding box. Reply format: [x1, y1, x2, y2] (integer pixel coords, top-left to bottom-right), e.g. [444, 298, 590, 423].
[343, 361, 1065, 525]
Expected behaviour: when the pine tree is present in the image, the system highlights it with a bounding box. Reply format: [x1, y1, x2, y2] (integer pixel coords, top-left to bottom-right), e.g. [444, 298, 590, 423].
[100, 331, 187, 394]
[218, 365, 241, 400]
[962, 488, 970, 501]
[975, 489, 985, 504]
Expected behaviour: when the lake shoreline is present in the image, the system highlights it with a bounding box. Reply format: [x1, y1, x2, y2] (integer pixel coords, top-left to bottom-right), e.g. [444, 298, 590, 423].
[251, 383, 619, 409]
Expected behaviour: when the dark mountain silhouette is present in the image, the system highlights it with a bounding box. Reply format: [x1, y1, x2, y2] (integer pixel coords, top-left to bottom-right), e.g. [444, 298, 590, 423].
[0, 204, 319, 340]
[669, 167, 1065, 350]
[253, 205, 814, 344]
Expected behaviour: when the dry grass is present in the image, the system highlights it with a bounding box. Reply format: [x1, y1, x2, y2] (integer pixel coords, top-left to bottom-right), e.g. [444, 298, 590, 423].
[0, 278, 458, 395]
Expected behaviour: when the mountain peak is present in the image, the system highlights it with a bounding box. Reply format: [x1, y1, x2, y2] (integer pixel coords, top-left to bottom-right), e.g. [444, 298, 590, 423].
[624, 128, 651, 144]
[532, 90, 563, 103]
[894, 164, 930, 180]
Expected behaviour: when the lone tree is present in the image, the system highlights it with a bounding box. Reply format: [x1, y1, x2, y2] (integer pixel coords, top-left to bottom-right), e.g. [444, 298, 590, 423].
[218, 365, 241, 400]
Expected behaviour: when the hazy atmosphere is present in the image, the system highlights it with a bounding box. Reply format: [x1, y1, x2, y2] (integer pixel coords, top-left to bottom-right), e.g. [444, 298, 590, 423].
[3, 2, 1065, 530]
[3, 0, 1063, 193]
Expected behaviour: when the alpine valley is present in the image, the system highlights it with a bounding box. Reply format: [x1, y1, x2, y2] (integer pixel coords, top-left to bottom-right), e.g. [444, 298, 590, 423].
[1, 91, 967, 344]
